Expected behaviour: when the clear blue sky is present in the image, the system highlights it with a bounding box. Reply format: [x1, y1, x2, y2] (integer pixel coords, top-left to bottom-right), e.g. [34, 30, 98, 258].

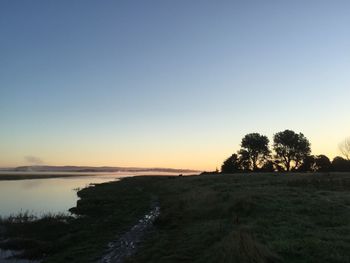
[1, 0, 349, 169]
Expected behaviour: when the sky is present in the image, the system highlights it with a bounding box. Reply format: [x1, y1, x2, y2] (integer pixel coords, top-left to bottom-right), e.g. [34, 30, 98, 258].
[1, 0, 349, 170]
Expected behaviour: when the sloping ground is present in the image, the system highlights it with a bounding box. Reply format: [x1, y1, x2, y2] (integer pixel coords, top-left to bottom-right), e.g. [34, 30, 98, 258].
[127, 173, 350, 263]
[0, 177, 157, 262]
[1, 173, 350, 263]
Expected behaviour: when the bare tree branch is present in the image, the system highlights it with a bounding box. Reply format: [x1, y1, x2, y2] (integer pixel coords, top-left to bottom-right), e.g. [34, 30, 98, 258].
[339, 137, 350, 160]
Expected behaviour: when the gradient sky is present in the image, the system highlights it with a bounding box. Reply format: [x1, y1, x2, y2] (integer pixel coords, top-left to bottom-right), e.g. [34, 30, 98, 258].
[1, 0, 349, 170]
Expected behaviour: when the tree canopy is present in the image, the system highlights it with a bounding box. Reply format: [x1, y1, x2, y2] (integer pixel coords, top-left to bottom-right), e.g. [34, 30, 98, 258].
[298, 155, 332, 172]
[220, 130, 350, 173]
[238, 133, 270, 171]
[273, 130, 311, 171]
[314, 155, 332, 172]
[332, 156, 350, 172]
[221, 154, 241, 173]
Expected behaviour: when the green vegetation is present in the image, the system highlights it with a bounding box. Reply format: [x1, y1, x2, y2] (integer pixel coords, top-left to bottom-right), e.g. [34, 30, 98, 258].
[1, 173, 350, 263]
[0, 177, 156, 262]
[128, 173, 350, 263]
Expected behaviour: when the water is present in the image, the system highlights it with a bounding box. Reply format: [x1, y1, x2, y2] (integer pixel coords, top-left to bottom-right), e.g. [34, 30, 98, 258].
[0, 171, 183, 218]
[0, 172, 129, 218]
[0, 171, 184, 262]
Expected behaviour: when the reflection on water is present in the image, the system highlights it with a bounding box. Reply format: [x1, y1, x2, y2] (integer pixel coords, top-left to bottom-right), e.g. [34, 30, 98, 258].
[0, 174, 125, 218]
[0, 171, 184, 262]
[0, 171, 185, 218]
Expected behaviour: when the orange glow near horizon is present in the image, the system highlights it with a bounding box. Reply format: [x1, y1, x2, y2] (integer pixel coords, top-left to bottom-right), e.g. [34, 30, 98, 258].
[0, 136, 346, 171]
[1, 1, 350, 173]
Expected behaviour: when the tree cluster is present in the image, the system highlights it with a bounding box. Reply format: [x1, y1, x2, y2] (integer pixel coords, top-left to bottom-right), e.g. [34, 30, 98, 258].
[221, 130, 350, 173]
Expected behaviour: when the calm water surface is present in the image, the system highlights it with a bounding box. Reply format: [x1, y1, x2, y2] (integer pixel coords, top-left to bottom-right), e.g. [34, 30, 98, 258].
[0, 172, 183, 262]
[0, 173, 131, 217]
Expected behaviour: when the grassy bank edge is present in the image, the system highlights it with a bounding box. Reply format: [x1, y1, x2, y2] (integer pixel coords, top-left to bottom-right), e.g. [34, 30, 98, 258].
[1, 173, 350, 263]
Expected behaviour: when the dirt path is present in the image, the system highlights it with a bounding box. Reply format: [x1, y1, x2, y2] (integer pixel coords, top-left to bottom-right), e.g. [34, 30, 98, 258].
[98, 201, 160, 263]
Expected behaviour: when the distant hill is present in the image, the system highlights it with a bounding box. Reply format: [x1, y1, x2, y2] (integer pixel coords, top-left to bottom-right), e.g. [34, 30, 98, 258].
[7, 165, 199, 174]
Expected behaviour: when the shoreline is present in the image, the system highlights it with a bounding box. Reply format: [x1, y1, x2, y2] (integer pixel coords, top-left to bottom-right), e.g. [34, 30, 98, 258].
[0, 172, 191, 181]
[0, 176, 155, 262]
[0, 173, 349, 262]
[0, 173, 99, 181]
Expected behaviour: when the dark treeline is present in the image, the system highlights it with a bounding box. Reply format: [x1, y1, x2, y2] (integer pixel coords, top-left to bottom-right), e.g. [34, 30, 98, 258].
[221, 130, 350, 173]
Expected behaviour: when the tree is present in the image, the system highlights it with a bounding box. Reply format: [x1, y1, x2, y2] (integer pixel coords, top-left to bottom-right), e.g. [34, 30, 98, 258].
[314, 155, 332, 172]
[298, 155, 316, 172]
[238, 133, 270, 171]
[273, 160, 285, 172]
[239, 150, 252, 171]
[332, 156, 350, 172]
[339, 138, 350, 160]
[273, 130, 311, 171]
[221, 154, 241, 173]
[260, 160, 275, 172]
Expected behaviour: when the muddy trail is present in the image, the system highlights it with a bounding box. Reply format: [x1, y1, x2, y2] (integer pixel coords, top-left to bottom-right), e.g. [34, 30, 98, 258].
[98, 201, 160, 263]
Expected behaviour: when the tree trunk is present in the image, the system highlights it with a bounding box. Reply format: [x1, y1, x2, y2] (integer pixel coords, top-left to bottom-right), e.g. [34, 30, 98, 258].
[286, 160, 290, 172]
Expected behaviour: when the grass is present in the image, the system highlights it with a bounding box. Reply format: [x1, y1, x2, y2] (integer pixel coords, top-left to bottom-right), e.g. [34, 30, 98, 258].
[0, 177, 156, 262]
[1, 173, 350, 262]
[127, 173, 350, 263]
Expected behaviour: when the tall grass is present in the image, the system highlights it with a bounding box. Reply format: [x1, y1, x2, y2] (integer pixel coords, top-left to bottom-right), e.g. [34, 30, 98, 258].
[0, 211, 71, 224]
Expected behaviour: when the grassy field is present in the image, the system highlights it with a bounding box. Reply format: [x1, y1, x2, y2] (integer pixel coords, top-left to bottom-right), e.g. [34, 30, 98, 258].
[1, 173, 350, 262]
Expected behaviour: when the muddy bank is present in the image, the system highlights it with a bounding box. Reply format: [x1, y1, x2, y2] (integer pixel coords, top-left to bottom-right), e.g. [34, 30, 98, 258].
[98, 201, 160, 263]
[0, 176, 159, 262]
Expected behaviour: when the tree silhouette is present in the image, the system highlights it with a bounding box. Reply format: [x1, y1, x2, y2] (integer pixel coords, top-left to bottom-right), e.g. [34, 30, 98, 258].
[332, 156, 350, 171]
[314, 155, 332, 172]
[339, 138, 350, 160]
[298, 155, 315, 172]
[238, 133, 270, 171]
[239, 150, 252, 171]
[221, 154, 241, 173]
[273, 130, 311, 171]
[260, 160, 275, 172]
